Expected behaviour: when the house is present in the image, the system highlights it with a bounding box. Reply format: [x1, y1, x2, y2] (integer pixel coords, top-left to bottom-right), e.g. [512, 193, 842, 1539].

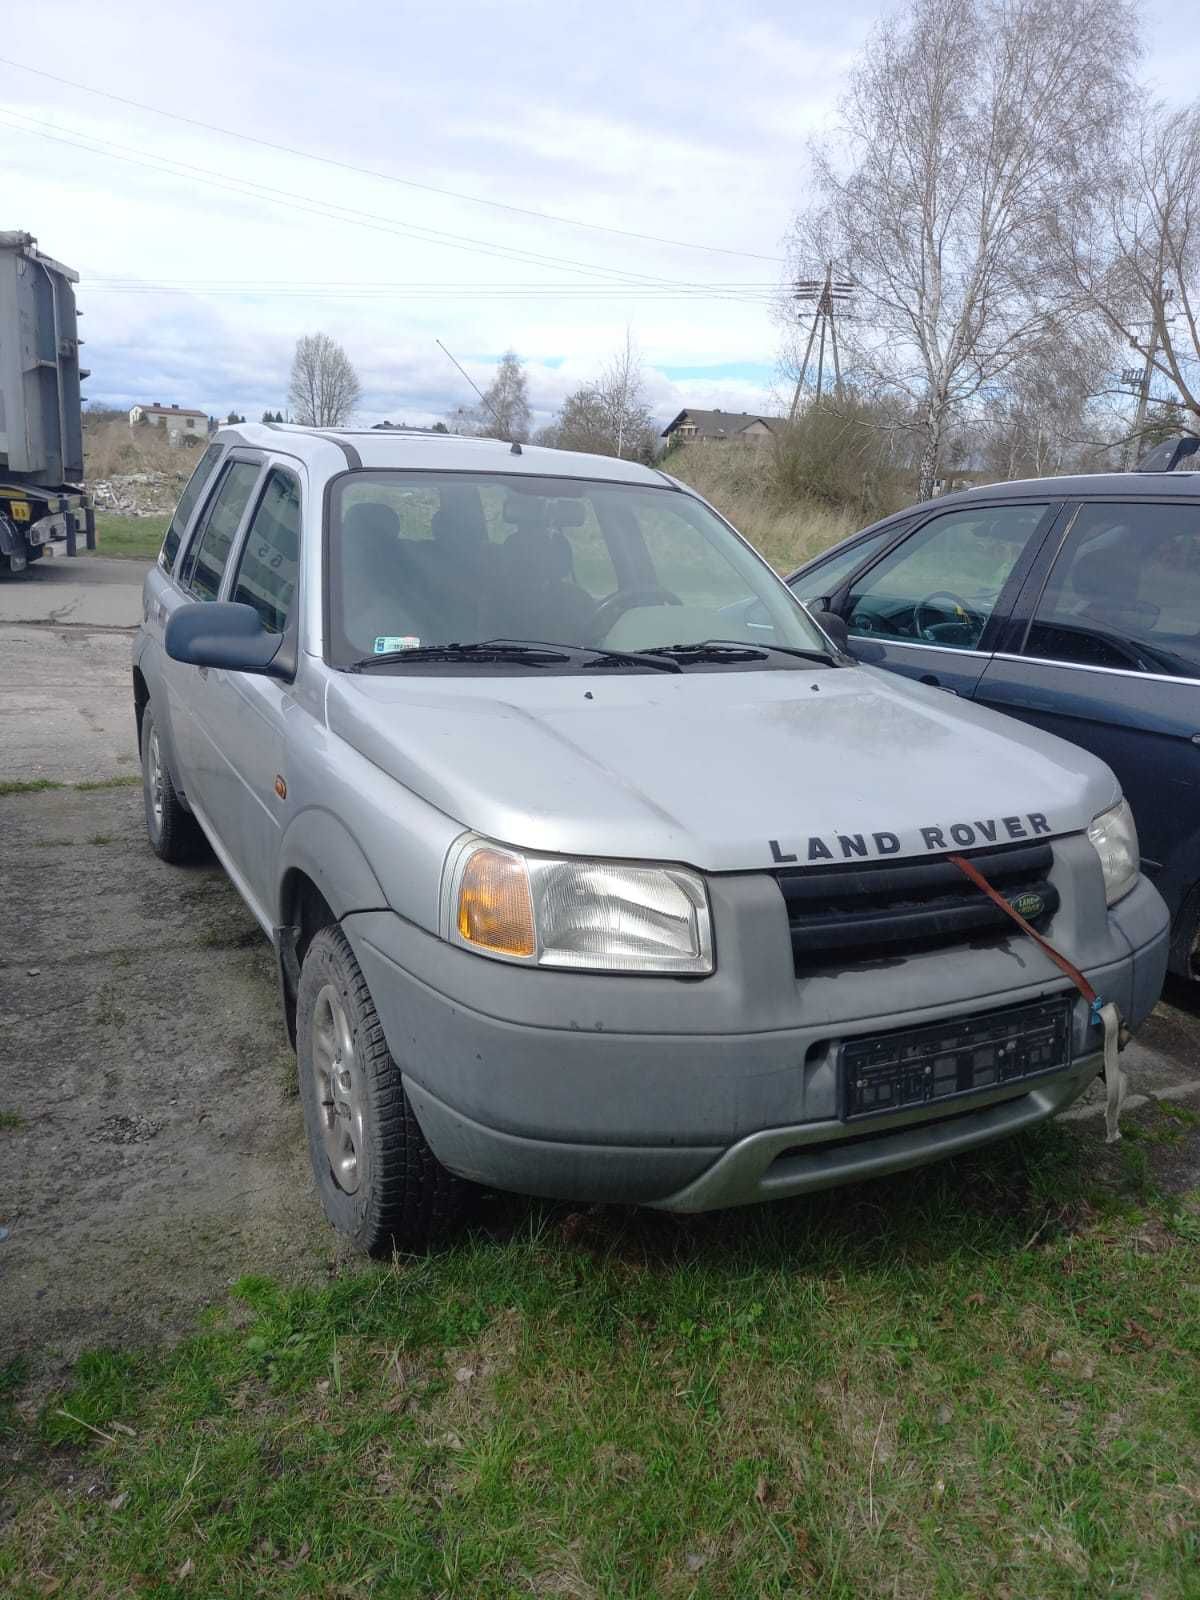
[128, 403, 208, 442]
[660, 408, 786, 445]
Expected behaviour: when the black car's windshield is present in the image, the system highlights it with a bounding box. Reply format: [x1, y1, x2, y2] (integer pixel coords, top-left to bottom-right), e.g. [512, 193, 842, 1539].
[326, 470, 826, 669]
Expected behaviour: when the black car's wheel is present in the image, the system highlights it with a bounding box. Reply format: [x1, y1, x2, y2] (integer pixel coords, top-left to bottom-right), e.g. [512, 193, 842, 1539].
[297, 926, 468, 1255]
[141, 705, 205, 863]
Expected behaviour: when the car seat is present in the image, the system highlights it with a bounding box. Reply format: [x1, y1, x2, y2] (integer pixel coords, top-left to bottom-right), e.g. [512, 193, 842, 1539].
[338, 502, 424, 651]
[490, 495, 595, 642]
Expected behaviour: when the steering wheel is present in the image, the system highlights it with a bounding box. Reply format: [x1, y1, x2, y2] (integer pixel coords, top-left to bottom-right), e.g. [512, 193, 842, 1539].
[913, 589, 984, 642]
[586, 585, 682, 644]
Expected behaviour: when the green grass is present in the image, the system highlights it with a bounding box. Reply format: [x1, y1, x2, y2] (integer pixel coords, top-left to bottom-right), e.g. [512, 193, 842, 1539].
[90, 512, 166, 561]
[0, 776, 140, 797]
[3, 1123, 1198, 1599]
[0, 778, 63, 797]
[74, 775, 140, 792]
[0, 1111, 25, 1131]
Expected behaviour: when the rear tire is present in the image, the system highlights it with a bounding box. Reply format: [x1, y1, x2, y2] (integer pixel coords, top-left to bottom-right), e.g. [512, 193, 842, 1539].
[141, 705, 205, 863]
[297, 925, 468, 1255]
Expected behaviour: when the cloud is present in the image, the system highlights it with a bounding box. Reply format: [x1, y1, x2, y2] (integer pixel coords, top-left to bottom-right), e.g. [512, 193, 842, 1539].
[5, 0, 1193, 439]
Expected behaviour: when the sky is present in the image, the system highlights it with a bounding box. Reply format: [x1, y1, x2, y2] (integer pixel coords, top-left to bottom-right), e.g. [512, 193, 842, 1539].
[5, 0, 1199, 433]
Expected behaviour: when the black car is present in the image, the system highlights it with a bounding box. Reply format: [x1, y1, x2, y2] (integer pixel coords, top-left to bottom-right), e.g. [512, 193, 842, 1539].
[787, 467, 1200, 976]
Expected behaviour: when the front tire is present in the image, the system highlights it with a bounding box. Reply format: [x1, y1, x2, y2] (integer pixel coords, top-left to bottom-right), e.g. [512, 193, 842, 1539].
[297, 926, 467, 1255]
[141, 705, 205, 863]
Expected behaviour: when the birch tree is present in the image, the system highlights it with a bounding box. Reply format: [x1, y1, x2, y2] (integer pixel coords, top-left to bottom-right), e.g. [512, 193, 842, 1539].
[791, 0, 1138, 498]
[471, 350, 531, 443]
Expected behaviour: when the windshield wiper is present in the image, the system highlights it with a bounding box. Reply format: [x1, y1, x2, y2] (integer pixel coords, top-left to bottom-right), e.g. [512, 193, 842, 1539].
[643, 638, 839, 667]
[474, 638, 684, 674]
[578, 647, 683, 674]
[346, 641, 571, 671]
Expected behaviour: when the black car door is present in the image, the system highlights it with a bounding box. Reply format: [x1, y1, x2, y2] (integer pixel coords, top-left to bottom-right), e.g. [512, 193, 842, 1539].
[826, 499, 1062, 697]
[975, 497, 1200, 933]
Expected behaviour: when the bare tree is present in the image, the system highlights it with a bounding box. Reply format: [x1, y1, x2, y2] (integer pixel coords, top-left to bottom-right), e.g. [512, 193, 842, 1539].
[542, 334, 658, 461]
[595, 331, 657, 460]
[1060, 103, 1200, 456]
[469, 349, 531, 442]
[287, 332, 361, 428]
[791, 0, 1138, 498]
[978, 323, 1113, 478]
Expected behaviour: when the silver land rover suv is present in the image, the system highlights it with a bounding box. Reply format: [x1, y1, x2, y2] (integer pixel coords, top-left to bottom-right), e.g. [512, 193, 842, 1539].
[132, 424, 1169, 1253]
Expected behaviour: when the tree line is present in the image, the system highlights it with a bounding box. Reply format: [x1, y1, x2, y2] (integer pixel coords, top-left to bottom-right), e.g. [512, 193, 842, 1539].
[787, 0, 1200, 498]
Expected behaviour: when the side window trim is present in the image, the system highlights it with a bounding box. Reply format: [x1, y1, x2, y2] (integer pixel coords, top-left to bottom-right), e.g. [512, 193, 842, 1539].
[225, 467, 302, 601]
[838, 500, 1064, 655]
[177, 450, 265, 588]
[224, 460, 305, 652]
[160, 442, 225, 581]
[995, 500, 1084, 658]
[180, 454, 267, 600]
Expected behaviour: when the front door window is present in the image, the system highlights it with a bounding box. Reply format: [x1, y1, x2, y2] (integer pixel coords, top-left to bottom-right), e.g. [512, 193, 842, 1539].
[845, 504, 1049, 651]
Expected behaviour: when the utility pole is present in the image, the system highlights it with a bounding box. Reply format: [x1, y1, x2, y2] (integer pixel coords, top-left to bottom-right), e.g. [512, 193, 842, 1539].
[788, 263, 854, 420]
[1122, 290, 1173, 470]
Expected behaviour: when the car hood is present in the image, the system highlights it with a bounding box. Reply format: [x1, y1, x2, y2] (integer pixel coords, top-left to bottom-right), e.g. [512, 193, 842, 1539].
[326, 664, 1119, 872]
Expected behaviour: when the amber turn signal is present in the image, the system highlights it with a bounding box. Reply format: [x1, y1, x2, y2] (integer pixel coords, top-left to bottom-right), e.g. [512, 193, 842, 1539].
[456, 847, 536, 957]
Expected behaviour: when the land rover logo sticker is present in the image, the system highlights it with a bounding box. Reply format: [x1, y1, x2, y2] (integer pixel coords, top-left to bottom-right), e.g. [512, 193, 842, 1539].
[767, 813, 1052, 865]
[1009, 891, 1046, 920]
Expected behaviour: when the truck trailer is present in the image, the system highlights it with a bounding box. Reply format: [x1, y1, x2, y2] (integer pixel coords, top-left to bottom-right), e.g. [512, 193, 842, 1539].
[0, 231, 94, 574]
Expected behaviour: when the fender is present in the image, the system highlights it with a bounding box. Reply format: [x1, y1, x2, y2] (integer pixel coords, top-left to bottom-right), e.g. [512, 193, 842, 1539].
[276, 804, 387, 925]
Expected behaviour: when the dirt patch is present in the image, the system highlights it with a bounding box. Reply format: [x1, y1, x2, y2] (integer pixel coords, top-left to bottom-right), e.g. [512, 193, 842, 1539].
[0, 786, 340, 1384]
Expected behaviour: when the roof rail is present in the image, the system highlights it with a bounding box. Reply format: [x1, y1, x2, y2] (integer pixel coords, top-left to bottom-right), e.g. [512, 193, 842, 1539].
[1133, 434, 1200, 473]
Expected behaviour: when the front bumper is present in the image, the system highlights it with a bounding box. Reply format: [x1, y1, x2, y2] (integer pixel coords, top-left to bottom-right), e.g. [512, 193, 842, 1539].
[342, 854, 1168, 1211]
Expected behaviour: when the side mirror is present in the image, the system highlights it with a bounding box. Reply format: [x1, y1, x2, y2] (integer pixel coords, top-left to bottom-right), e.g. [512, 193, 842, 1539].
[811, 607, 886, 664]
[165, 601, 285, 676]
[812, 608, 850, 650]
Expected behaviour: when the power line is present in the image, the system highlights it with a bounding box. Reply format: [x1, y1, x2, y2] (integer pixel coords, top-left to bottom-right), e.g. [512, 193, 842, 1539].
[2, 108, 777, 304]
[0, 52, 783, 264]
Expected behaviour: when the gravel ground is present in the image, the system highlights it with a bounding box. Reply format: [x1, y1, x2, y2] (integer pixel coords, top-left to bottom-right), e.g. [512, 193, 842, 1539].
[0, 784, 336, 1374]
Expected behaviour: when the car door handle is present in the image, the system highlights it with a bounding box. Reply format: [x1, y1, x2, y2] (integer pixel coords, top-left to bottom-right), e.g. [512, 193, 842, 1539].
[918, 673, 957, 694]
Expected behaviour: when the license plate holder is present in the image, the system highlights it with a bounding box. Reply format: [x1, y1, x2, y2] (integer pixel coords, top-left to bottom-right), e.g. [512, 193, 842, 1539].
[840, 997, 1073, 1121]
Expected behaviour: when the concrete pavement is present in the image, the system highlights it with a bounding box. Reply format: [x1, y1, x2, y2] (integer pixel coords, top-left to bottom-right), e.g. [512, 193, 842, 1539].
[0, 552, 146, 629]
[0, 555, 143, 782]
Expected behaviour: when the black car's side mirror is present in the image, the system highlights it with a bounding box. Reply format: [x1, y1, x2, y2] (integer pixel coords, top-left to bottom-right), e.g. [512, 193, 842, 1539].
[812, 607, 886, 664]
[165, 601, 286, 676]
[812, 608, 850, 651]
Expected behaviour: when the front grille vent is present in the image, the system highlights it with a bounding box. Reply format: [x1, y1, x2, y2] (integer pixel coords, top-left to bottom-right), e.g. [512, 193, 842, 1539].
[773, 842, 1057, 973]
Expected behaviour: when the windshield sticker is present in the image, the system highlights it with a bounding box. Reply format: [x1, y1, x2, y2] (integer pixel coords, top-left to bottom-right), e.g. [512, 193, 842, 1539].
[374, 635, 420, 654]
[768, 813, 1052, 865]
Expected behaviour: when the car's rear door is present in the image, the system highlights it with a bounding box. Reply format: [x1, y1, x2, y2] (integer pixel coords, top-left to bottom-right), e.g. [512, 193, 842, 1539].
[827, 499, 1063, 697]
[975, 496, 1200, 930]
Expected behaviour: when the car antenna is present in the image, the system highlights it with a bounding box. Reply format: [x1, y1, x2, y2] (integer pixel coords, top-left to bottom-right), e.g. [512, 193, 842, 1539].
[435, 338, 520, 451]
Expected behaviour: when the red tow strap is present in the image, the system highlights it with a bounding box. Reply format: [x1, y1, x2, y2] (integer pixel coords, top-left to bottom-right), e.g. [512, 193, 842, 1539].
[948, 853, 1099, 1007]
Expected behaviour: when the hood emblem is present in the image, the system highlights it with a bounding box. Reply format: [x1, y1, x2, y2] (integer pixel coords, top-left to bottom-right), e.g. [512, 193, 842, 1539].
[1008, 890, 1045, 920]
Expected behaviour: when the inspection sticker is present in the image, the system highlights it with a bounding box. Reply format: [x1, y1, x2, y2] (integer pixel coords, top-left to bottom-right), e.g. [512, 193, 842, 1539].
[374, 635, 420, 654]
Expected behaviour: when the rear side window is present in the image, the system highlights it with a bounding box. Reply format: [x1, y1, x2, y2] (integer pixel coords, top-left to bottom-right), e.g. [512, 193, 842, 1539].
[160, 444, 222, 572]
[230, 470, 301, 633]
[180, 460, 261, 601]
[1024, 501, 1200, 678]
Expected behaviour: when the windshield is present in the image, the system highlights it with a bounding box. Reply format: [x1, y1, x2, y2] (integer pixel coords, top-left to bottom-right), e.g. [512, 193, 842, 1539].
[326, 470, 827, 668]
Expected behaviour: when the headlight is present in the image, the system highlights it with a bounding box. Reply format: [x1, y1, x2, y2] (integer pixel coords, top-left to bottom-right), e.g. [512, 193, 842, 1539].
[1088, 798, 1139, 905]
[443, 837, 714, 974]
